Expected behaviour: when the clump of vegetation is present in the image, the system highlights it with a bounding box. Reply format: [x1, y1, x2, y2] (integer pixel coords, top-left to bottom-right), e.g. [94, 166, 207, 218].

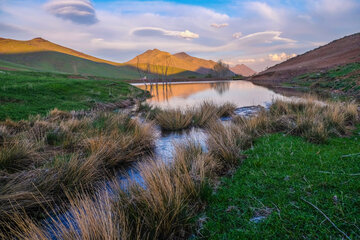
[234, 98, 359, 143]
[155, 101, 238, 130]
[155, 108, 194, 131]
[207, 121, 252, 170]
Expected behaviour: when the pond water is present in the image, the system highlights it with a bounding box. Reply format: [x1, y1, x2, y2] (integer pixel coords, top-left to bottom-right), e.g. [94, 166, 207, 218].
[134, 80, 286, 109]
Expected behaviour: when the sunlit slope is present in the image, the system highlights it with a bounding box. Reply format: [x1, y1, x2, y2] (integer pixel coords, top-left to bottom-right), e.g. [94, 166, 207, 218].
[0, 37, 201, 79]
[126, 49, 210, 75]
[0, 37, 120, 66]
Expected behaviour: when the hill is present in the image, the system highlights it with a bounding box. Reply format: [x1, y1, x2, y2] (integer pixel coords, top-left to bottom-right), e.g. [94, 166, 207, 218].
[126, 49, 215, 74]
[0, 51, 141, 80]
[0, 37, 120, 66]
[0, 37, 202, 79]
[230, 64, 256, 77]
[251, 33, 360, 83]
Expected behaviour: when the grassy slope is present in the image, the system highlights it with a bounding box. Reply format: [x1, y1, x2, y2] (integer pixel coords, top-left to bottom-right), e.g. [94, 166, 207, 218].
[285, 62, 360, 100]
[198, 129, 360, 239]
[0, 52, 203, 80]
[0, 59, 39, 71]
[0, 51, 141, 80]
[0, 70, 144, 120]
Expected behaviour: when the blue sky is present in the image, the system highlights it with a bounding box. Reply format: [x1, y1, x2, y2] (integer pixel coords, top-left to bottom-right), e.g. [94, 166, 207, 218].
[0, 0, 359, 71]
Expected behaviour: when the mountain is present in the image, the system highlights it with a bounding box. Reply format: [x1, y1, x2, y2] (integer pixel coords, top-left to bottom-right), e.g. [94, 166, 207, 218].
[126, 49, 215, 74]
[251, 33, 360, 83]
[173, 52, 216, 74]
[0, 37, 119, 66]
[0, 38, 202, 79]
[0, 37, 143, 79]
[230, 64, 256, 77]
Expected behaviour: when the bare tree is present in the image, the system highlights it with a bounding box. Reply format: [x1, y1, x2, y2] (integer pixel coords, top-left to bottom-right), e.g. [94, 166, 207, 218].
[213, 60, 231, 78]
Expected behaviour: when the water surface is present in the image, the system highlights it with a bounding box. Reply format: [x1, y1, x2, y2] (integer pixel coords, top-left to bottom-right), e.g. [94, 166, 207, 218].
[135, 80, 286, 109]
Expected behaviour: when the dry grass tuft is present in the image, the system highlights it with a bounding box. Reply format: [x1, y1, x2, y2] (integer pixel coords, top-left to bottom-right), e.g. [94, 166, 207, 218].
[48, 108, 72, 121]
[207, 121, 252, 170]
[155, 109, 193, 131]
[0, 138, 40, 173]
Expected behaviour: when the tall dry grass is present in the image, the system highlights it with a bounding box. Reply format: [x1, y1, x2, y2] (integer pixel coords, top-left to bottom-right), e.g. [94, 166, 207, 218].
[2, 140, 219, 240]
[155, 109, 193, 131]
[0, 110, 157, 229]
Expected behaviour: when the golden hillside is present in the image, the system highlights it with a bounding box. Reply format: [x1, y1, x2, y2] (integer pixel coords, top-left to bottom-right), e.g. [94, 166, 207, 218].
[0, 37, 120, 66]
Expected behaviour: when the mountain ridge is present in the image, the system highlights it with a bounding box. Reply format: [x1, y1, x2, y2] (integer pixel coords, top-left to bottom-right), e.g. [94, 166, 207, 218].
[251, 32, 360, 83]
[230, 64, 256, 77]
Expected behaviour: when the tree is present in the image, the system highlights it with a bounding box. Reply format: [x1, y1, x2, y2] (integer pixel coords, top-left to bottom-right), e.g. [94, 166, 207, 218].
[213, 60, 232, 78]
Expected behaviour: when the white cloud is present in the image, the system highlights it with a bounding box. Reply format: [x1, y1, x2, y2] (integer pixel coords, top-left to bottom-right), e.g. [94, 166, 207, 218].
[232, 32, 242, 39]
[44, 0, 98, 25]
[268, 52, 297, 61]
[131, 27, 199, 40]
[237, 31, 296, 43]
[210, 23, 229, 28]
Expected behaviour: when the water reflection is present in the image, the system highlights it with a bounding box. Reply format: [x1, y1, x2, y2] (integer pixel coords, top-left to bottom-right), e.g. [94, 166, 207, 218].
[209, 81, 230, 95]
[135, 80, 285, 109]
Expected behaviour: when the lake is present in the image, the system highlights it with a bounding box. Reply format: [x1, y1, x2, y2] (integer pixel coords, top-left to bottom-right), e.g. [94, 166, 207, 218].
[134, 80, 286, 109]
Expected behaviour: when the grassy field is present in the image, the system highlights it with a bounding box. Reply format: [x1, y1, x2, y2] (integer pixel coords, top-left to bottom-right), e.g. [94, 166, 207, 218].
[0, 70, 145, 120]
[0, 92, 358, 239]
[197, 129, 360, 239]
[286, 62, 360, 101]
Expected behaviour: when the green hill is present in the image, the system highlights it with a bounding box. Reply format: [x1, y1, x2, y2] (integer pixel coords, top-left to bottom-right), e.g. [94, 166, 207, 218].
[0, 37, 202, 79]
[0, 51, 141, 80]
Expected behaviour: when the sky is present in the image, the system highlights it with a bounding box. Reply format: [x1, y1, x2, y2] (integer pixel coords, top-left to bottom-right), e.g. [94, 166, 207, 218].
[0, 0, 359, 71]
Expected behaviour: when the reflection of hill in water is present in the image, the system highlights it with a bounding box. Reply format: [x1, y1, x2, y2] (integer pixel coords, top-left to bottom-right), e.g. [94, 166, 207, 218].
[138, 83, 214, 102]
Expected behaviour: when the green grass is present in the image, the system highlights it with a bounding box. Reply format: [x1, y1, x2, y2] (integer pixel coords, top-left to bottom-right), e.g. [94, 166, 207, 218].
[0, 51, 141, 79]
[288, 62, 360, 101]
[0, 70, 144, 120]
[197, 128, 360, 239]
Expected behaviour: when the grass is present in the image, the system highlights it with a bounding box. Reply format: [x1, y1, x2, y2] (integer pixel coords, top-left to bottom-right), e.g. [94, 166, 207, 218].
[1, 140, 218, 240]
[288, 62, 360, 101]
[0, 70, 145, 120]
[0, 98, 359, 239]
[0, 111, 156, 227]
[196, 129, 360, 239]
[154, 101, 237, 131]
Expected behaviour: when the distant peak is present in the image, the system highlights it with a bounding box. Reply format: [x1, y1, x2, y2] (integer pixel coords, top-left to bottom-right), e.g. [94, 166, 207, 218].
[175, 52, 189, 56]
[31, 37, 48, 42]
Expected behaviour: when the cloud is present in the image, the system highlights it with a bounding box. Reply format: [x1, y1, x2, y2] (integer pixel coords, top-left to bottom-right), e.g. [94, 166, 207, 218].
[237, 31, 296, 44]
[246, 2, 280, 22]
[232, 32, 242, 39]
[44, 0, 98, 25]
[131, 27, 199, 40]
[268, 52, 297, 61]
[311, 0, 358, 14]
[210, 23, 229, 28]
